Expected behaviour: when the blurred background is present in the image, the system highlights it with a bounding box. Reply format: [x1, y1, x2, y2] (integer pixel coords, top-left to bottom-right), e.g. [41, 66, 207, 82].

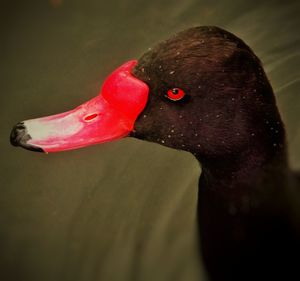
[1, 0, 299, 280]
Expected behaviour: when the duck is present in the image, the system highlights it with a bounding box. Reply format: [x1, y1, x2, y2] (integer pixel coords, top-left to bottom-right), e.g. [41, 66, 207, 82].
[10, 26, 300, 281]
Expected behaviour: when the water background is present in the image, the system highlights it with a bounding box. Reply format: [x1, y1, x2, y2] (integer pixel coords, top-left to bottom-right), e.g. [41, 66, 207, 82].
[1, 1, 299, 280]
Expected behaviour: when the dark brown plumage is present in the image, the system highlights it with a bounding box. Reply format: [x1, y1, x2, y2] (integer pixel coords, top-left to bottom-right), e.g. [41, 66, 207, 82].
[131, 26, 300, 281]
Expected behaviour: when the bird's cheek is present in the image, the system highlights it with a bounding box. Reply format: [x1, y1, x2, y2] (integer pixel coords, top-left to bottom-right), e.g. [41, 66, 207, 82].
[131, 117, 153, 140]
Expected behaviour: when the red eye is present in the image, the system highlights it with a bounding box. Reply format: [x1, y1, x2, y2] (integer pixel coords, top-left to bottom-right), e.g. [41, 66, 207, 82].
[167, 88, 185, 101]
[84, 113, 99, 122]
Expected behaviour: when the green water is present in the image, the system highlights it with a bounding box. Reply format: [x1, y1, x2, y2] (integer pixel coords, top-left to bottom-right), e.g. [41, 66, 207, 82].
[1, 0, 299, 280]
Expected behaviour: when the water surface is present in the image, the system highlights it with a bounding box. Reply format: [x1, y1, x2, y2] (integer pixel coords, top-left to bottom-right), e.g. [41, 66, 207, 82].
[1, 1, 299, 280]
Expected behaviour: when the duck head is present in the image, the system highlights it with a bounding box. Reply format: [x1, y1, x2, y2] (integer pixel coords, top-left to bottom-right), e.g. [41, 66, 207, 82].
[10, 26, 285, 166]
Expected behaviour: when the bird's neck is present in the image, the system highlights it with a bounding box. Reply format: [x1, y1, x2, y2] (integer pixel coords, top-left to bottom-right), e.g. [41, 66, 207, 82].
[196, 142, 289, 193]
[196, 145, 290, 221]
[196, 145, 292, 281]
